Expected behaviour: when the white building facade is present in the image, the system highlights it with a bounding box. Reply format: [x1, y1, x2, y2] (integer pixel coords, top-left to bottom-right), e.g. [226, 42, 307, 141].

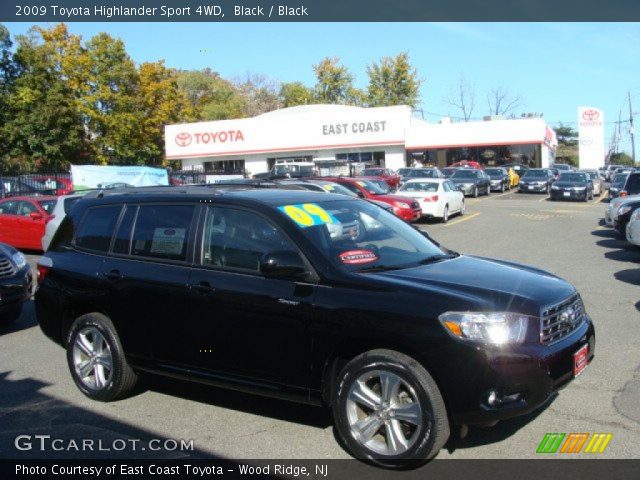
[164, 105, 557, 176]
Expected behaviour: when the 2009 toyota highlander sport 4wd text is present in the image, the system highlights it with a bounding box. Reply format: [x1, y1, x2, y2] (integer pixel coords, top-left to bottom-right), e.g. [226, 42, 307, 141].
[35, 186, 595, 467]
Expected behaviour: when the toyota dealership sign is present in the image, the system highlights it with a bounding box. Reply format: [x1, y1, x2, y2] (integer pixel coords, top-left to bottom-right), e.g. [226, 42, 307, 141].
[578, 106, 605, 169]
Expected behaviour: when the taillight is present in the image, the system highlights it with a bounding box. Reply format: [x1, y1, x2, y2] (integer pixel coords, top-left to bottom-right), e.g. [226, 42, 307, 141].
[423, 195, 439, 202]
[36, 257, 53, 284]
[620, 191, 628, 197]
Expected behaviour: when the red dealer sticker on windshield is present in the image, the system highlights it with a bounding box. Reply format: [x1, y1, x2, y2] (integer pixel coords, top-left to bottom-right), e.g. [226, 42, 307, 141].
[338, 249, 379, 265]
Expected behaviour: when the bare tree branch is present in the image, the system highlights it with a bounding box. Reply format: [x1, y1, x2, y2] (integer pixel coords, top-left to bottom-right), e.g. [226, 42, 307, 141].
[444, 75, 476, 121]
[487, 87, 523, 117]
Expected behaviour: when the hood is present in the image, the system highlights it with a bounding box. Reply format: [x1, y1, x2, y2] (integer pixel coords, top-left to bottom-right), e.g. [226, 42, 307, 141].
[451, 177, 479, 184]
[553, 181, 588, 188]
[363, 255, 575, 316]
[373, 194, 419, 205]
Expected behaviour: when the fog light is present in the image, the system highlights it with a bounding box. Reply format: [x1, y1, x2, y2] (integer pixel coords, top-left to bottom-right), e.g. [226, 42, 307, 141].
[486, 391, 523, 408]
[487, 391, 499, 406]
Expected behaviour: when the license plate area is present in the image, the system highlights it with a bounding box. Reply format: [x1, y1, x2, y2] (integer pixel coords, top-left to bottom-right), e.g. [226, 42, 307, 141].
[574, 344, 589, 376]
[563, 191, 570, 197]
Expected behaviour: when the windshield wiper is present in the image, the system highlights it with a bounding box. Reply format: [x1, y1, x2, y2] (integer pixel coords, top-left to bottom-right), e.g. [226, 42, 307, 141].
[355, 264, 406, 273]
[418, 253, 459, 264]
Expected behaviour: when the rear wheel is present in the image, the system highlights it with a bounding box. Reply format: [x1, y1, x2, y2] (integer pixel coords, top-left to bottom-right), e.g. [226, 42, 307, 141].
[441, 206, 449, 223]
[66, 313, 138, 401]
[332, 349, 449, 468]
[459, 201, 465, 216]
[473, 187, 478, 198]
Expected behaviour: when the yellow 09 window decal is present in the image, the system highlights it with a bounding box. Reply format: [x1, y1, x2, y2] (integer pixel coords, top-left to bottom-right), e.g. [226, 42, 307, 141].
[278, 203, 338, 228]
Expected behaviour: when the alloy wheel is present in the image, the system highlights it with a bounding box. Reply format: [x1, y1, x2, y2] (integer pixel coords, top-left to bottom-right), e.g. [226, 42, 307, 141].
[345, 370, 425, 456]
[72, 327, 113, 390]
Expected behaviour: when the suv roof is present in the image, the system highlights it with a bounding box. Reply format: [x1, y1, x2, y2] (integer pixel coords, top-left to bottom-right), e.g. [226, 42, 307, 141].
[77, 185, 344, 208]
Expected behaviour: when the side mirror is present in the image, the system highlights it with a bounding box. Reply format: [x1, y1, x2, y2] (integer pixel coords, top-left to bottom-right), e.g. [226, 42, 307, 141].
[260, 251, 308, 280]
[29, 212, 43, 220]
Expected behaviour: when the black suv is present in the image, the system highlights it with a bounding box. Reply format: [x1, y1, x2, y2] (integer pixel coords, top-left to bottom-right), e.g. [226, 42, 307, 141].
[0, 242, 32, 325]
[35, 186, 595, 466]
[618, 170, 640, 198]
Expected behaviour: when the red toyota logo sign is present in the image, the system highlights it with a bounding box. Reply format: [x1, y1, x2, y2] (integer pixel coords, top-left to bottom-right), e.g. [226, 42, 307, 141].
[582, 109, 600, 122]
[175, 132, 192, 147]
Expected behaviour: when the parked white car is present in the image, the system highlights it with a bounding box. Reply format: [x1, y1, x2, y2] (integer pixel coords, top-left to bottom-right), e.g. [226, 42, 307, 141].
[398, 178, 464, 222]
[604, 194, 640, 227]
[41, 194, 85, 251]
[626, 209, 640, 247]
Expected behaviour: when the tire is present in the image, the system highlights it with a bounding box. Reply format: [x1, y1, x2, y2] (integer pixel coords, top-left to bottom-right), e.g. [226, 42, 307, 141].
[459, 201, 465, 216]
[473, 187, 478, 198]
[332, 349, 450, 468]
[441, 205, 449, 223]
[501, 183, 505, 193]
[66, 312, 138, 402]
[0, 304, 22, 326]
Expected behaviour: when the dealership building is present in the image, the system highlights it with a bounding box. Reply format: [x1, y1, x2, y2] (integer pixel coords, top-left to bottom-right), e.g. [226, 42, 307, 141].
[165, 104, 557, 177]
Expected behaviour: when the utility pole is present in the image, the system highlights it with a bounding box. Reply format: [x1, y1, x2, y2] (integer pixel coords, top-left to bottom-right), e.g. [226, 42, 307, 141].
[629, 91, 636, 163]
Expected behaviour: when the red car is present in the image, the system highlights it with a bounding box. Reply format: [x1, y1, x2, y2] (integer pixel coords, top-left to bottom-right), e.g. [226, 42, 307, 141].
[320, 177, 422, 222]
[449, 161, 483, 170]
[360, 167, 402, 189]
[0, 196, 56, 250]
[32, 176, 74, 196]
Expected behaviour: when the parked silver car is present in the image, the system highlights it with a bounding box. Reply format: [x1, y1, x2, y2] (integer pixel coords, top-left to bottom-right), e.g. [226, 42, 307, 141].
[580, 169, 603, 196]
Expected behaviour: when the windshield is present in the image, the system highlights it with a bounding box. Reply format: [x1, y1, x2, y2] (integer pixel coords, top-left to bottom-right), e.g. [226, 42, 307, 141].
[613, 174, 629, 184]
[484, 169, 504, 177]
[353, 179, 388, 195]
[522, 170, 547, 179]
[559, 173, 588, 182]
[318, 182, 358, 197]
[555, 164, 571, 170]
[406, 169, 436, 178]
[452, 170, 478, 179]
[400, 182, 439, 192]
[277, 199, 446, 271]
[441, 169, 456, 177]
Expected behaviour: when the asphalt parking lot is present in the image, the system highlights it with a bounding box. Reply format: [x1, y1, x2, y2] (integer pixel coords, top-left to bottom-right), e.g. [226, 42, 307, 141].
[1, 190, 639, 461]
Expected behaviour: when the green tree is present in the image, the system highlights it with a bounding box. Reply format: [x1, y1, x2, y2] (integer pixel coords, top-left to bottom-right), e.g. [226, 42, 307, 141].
[366, 52, 421, 107]
[177, 69, 245, 120]
[82, 32, 142, 164]
[2, 25, 87, 170]
[313, 57, 356, 104]
[554, 123, 579, 166]
[609, 152, 635, 166]
[280, 81, 315, 107]
[138, 61, 197, 165]
[0, 24, 16, 164]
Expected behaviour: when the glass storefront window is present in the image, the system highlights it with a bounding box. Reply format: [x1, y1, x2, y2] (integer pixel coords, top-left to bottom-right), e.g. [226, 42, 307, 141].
[406, 144, 543, 169]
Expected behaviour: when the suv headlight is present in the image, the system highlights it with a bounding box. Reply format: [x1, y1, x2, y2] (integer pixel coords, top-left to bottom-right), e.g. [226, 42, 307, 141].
[439, 312, 530, 345]
[11, 252, 26, 269]
[551, 185, 560, 190]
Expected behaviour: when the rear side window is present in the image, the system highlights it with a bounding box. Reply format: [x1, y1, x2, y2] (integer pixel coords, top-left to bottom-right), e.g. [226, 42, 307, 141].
[626, 174, 640, 194]
[63, 197, 81, 214]
[75, 206, 122, 252]
[131, 205, 195, 261]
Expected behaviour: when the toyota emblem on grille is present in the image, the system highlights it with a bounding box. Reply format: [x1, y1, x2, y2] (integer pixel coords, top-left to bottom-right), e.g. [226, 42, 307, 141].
[559, 307, 576, 327]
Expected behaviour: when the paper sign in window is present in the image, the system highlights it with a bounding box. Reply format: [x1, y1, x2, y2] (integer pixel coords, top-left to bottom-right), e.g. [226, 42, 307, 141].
[151, 228, 186, 255]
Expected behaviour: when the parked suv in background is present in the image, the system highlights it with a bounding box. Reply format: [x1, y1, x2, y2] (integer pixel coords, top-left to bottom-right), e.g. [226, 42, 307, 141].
[617, 171, 640, 199]
[35, 186, 595, 466]
[360, 168, 401, 190]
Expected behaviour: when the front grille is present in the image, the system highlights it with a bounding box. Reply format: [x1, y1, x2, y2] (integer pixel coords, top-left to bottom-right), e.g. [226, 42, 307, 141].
[0, 258, 16, 279]
[540, 294, 585, 345]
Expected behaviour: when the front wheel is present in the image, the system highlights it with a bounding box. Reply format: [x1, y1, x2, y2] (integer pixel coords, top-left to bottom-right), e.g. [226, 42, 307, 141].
[332, 349, 450, 468]
[66, 313, 139, 401]
[459, 200, 465, 216]
[473, 187, 478, 198]
[441, 205, 449, 223]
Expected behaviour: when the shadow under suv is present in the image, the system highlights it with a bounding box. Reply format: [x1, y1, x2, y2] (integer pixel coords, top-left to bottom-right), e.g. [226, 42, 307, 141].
[35, 186, 595, 467]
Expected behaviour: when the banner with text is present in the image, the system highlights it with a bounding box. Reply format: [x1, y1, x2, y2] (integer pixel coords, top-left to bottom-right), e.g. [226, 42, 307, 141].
[70, 165, 169, 190]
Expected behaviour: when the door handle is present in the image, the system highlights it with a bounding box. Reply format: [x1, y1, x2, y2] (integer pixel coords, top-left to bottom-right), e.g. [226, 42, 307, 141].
[190, 281, 215, 294]
[103, 270, 123, 281]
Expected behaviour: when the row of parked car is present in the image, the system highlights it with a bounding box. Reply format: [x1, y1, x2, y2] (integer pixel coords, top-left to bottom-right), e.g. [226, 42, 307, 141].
[603, 170, 640, 247]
